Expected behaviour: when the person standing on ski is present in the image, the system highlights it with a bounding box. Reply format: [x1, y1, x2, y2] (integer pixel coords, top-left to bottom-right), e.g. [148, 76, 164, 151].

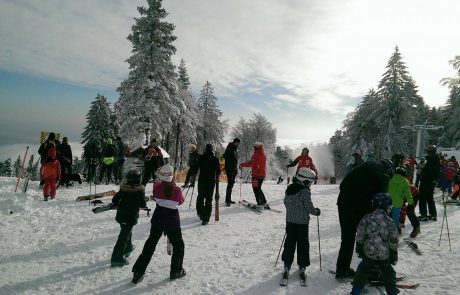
[240, 142, 268, 208]
[281, 167, 321, 283]
[132, 164, 186, 283]
[388, 166, 414, 234]
[223, 137, 241, 206]
[41, 146, 61, 201]
[142, 138, 164, 185]
[286, 147, 318, 183]
[182, 144, 200, 188]
[110, 170, 147, 267]
[57, 137, 73, 187]
[196, 144, 220, 225]
[335, 160, 392, 280]
[417, 145, 440, 221]
[351, 193, 399, 295]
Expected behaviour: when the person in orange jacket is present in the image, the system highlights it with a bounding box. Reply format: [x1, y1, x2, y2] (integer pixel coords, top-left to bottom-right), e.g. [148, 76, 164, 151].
[41, 146, 61, 201]
[240, 142, 268, 208]
[287, 147, 318, 183]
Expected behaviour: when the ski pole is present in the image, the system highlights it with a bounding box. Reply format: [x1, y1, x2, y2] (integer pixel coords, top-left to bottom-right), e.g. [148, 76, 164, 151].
[438, 196, 452, 251]
[274, 232, 287, 268]
[317, 215, 322, 271]
[239, 169, 242, 206]
[15, 146, 29, 193]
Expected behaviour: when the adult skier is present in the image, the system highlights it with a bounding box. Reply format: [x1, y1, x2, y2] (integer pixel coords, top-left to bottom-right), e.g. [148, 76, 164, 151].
[110, 170, 147, 267]
[335, 160, 392, 280]
[141, 138, 164, 186]
[281, 167, 321, 285]
[417, 145, 440, 221]
[286, 147, 318, 182]
[57, 137, 73, 187]
[83, 138, 100, 183]
[132, 164, 186, 283]
[223, 137, 241, 206]
[196, 144, 220, 225]
[240, 142, 268, 208]
[98, 138, 117, 184]
[182, 144, 200, 188]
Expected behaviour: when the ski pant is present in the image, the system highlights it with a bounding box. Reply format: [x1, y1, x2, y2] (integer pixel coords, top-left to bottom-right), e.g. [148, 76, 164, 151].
[402, 195, 420, 230]
[225, 169, 237, 203]
[87, 162, 97, 183]
[43, 178, 57, 198]
[132, 226, 184, 276]
[99, 163, 114, 183]
[441, 179, 453, 194]
[336, 205, 363, 275]
[184, 167, 198, 187]
[142, 165, 157, 186]
[252, 177, 267, 205]
[281, 222, 310, 269]
[418, 181, 437, 217]
[414, 173, 421, 188]
[390, 208, 401, 232]
[352, 258, 397, 295]
[60, 162, 72, 185]
[111, 224, 133, 262]
[196, 181, 215, 222]
[115, 159, 125, 183]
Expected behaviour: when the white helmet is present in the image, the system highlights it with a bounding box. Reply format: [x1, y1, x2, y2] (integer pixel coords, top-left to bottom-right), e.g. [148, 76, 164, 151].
[296, 167, 316, 184]
[158, 164, 174, 182]
[254, 142, 263, 148]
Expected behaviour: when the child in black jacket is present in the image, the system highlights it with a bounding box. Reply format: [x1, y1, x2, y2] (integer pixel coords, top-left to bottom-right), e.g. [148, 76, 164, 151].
[110, 170, 147, 267]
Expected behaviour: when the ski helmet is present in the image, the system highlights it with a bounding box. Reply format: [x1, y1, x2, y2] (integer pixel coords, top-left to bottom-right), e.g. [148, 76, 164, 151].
[426, 145, 437, 156]
[158, 164, 174, 182]
[380, 159, 394, 178]
[296, 167, 316, 185]
[395, 166, 407, 177]
[126, 169, 141, 184]
[254, 142, 263, 148]
[372, 192, 393, 211]
[302, 147, 309, 154]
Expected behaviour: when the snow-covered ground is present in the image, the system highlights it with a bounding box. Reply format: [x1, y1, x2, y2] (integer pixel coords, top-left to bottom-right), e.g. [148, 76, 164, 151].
[1, 177, 459, 295]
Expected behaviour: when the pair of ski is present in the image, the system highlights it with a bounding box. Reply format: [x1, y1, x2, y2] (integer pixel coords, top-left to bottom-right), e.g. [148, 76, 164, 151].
[328, 270, 419, 289]
[280, 269, 307, 287]
[239, 200, 282, 214]
[404, 238, 422, 255]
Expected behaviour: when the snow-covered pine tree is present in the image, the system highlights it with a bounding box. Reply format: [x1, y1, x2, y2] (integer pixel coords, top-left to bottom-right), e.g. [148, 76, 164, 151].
[30, 160, 40, 181]
[441, 56, 460, 148]
[13, 155, 22, 178]
[178, 58, 190, 90]
[1, 158, 12, 177]
[81, 93, 115, 145]
[115, 0, 181, 147]
[196, 81, 228, 150]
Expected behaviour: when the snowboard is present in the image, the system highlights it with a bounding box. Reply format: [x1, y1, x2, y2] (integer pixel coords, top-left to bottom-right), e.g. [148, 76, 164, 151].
[22, 154, 35, 193]
[76, 190, 116, 201]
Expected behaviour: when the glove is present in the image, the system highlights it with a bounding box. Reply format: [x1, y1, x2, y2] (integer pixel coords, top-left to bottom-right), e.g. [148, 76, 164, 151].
[315, 208, 321, 216]
[356, 243, 365, 258]
[389, 250, 398, 265]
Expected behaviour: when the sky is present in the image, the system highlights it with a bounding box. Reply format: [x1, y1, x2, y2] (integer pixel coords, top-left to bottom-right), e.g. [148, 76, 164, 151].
[1, 0, 460, 159]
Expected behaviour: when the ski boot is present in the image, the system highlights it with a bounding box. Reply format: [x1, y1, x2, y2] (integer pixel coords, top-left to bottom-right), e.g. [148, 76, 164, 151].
[170, 268, 186, 280]
[111, 258, 129, 267]
[132, 272, 145, 284]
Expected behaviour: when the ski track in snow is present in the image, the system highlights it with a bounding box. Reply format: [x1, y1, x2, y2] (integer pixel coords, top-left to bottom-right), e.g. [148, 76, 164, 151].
[0, 177, 459, 294]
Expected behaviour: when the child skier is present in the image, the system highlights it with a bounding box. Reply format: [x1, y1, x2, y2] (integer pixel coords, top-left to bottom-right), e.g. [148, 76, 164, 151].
[388, 166, 414, 234]
[132, 164, 186, 284]
[41, 147, 61, 201]
[280, 167, 321, 284]
[110, 170, 147, 267]
[351, 192, 399, 295]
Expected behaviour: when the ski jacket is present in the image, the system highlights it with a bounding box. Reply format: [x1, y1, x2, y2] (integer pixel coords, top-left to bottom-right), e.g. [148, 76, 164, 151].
[240, 147, 266, 179]
[143, 145, 164, 170]
[58, 142, 73, 165]
[197, 151, 221, 184]
[223, 142, 239, 172]
[38, 140, 56, 162]
[188, 150, 200, 169]
[112, 183, 146, 226]
[415, 162, 425, 174]
[115, 140, 129, 160]
[444, 166, 456, 181]
[41, 159, 61, 181]
[102, 144, 117, 158]
[356, 209, 399, 261]
[287, 154, 318, 176]
[153, 182, 185, 209]
[284, 182, 319, 224]
[388, 174, 413, 208]
[421, 154, 440, 184]
[337, 161, 389, 216]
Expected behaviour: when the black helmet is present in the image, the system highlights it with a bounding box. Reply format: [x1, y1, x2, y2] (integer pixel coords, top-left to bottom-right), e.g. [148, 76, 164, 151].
[426, 145, 437, 156]
[125, 169, 141, 184]
[395, 166, 407, 177]
[380, 159, 394, 178]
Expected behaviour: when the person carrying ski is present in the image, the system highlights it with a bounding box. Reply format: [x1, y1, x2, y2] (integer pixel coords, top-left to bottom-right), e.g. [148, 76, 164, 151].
[98, 138, 117, 184]
[196, 144, 220, 225]
[281, 167, 321, 284]
[182, 144, 200, 188]
[286, 147, 318, 182]
[417, 145, 440, 221]
[41, 146, 61, 201]
[57, 137, 73, 187]
[132, 164, 186, 283]
[240, 142, 268, 208]
[351, 192, 399, 295]
[335, 160, 392, 280]
[223, 137, 241, 206]
[110, 170, 147, 267]
[141, 138, 164, 185]
[388, 166, 414, 234]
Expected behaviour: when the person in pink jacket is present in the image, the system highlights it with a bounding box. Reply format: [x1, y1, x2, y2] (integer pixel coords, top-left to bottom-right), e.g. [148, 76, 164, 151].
[240, 142, 268, 208]
[132, 164, 186, 284]
[41, 146, 61, 201]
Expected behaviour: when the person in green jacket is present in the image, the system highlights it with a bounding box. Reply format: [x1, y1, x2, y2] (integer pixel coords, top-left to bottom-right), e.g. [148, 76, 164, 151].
[388, 166, 413, 234]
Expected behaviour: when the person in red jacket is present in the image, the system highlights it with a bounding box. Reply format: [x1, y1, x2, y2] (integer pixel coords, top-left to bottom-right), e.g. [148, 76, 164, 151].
[41, 146, 61, 201]
[240, 142, 268, 208]
[287, 147, 318, 182]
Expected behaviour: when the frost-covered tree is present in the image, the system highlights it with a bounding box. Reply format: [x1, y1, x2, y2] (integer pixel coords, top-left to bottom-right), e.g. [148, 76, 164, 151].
[441, 56, 460, 147]
[30, 160, 40, 181]
[115, 0, 180, 146]
[81, 93, 115, 145]
[72, 156, 85, 174]
[178, 58, 190, 90]
[196, 81, 228, 150]
[13, 156, 22, 177]
[0, 158, 12, 176]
